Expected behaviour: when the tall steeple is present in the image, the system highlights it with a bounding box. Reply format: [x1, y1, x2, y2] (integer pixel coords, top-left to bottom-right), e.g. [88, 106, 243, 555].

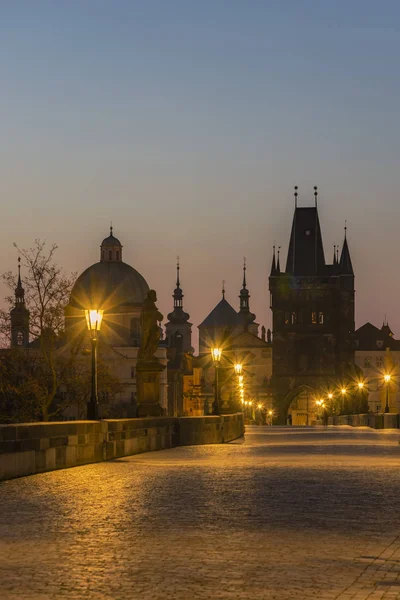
[339, 222, 354, 275]
[165, 259, 193, 353]
[238, 258, 256, 332]
[270, 246, 277, 276]
[10, 258, 30, 347]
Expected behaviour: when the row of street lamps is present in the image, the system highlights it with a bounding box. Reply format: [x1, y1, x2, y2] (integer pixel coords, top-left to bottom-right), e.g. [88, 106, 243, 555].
[315, 374, 393, 415]
[211, 348, 274, 422]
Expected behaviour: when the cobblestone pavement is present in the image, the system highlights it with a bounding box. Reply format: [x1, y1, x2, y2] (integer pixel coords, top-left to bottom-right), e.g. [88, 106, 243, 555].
[2, 426, 400, 599]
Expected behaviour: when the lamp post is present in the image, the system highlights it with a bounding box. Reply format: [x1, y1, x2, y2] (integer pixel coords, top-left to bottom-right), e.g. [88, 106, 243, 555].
[384, 374, 391, 413]
[340, 388, 347, 414]
[328, 392, 334, 416]
[85, 309, 104, 420]
[357, 381, 365, 414]
[268, 409, 273, 426]
[211, 347, 222, 414]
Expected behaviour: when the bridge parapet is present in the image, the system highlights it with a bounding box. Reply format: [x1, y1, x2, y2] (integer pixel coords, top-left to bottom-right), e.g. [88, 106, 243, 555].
[0, 413, 244, 482]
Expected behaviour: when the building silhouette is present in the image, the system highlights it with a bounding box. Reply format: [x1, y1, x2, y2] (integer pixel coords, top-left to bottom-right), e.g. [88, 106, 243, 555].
[269, 187, 355, 422]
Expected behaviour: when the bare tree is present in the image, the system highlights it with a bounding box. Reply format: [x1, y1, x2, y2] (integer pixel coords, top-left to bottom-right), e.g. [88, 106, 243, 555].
[0, 240, 76, 420]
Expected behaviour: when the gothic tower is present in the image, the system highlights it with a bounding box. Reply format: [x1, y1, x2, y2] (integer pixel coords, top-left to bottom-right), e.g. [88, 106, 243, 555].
[165, 260, 193, 353]
[10, 258, 30, 348]
[269, 187, 355, 421]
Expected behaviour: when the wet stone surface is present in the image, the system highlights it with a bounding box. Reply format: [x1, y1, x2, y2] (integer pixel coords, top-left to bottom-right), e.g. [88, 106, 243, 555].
[2, 426, 400, 599]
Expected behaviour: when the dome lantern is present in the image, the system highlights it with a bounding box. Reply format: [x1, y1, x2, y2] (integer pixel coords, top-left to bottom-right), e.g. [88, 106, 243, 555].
[100, 225, 123, 263]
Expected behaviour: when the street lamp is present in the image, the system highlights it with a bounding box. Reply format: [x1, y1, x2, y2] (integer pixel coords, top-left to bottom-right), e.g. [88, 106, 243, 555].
[211, 347, 222, 414]
[384, 374, 391, 413]
[234, 363, 243, 375]
[85, 309, 104, 420]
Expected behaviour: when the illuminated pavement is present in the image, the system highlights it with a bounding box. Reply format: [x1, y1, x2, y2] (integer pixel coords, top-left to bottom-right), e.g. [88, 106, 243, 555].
[2, 426, 400, 599]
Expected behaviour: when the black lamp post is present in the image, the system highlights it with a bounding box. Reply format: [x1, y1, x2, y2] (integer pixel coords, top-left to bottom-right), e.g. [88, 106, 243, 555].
[85, 309, 104, 420]
[211, 347, 222, 415]
[384, 374, 391, 413]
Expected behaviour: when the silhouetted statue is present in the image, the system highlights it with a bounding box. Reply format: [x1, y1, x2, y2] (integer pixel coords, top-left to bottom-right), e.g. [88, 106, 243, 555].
[138, 290, 163, 362]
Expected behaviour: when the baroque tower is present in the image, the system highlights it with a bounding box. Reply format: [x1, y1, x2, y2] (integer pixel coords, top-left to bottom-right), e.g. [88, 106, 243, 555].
[269, 187, 355, 421]
[10, 258, 30, 348]
[165, 259, 193, 353]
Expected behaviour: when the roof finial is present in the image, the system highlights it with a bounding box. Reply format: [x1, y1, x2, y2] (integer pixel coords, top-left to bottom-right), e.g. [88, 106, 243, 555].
[277, 246, 281, 272]
[222, 279, 225, 299]
[333, 244, 337, 265]
[242, 257, 247, 288]
[336, 246, 339, 263]
[176, 255, 180, 288]
[17, 256, 21, 284]
[110, 222, 113, 236]
[344, 219, 347, 239]
[314, 185, 318, 207]
[294, 185, 298, 208]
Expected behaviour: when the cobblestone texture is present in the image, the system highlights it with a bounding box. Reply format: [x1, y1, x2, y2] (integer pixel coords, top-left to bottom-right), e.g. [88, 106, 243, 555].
[1, 426, 400, 599]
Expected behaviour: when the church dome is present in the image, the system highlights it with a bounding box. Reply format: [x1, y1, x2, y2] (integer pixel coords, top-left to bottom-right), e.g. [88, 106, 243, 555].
[70, 262, 149, 310]
[69, 228, 150, 310]
[101, 233, 122, 247]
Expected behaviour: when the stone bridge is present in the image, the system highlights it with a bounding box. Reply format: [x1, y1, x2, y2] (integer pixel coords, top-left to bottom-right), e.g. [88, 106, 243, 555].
[2, 425, 400, 599]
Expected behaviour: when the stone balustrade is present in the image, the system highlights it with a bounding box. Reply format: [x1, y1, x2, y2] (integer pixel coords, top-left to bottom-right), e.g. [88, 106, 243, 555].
[0, 413, 244, 481]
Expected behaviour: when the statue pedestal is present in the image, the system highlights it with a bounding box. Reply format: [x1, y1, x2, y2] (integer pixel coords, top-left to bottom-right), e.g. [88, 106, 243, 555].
[136, 360, 166, 417]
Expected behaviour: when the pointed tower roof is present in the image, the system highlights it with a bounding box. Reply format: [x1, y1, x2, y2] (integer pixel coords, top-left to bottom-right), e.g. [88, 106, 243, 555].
[167, 258, 191, 325]
[199, 288, 239, 329]
[270, 246, 277, 276]
[238, 258, 256, 328]
[339, 223, 354, 275]
[285, 187, 326, 275]
[14, 258, 25, 304]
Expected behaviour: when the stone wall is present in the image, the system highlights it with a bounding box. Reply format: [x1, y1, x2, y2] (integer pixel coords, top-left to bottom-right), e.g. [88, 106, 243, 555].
[321, 413, 400, 429]
[0, 413, 244, 481]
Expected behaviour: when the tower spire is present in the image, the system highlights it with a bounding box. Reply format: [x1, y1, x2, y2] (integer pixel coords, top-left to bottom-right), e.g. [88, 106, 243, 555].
[15, 257, 25, 304]
[294, 185, 298, 208]
[339, 221, 354, 275]
[277, 246, 281, 272]
[270, 245, 277, 276]
[222, 280, 226, 299]
[242, 257, 247, 288]
[176, 255, 180, 288]
[314, 185, 318, 207]
[333, 245, 337, 265]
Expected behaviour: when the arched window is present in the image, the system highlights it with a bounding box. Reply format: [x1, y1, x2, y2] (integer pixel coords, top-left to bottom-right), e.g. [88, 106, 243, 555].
[116, 250, 120, 261]
[108, 250, 112, 261]
[17, 331, 24, 346]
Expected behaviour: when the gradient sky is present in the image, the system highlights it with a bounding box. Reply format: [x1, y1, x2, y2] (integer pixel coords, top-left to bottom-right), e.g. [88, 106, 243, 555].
[1, 1, 400, 348]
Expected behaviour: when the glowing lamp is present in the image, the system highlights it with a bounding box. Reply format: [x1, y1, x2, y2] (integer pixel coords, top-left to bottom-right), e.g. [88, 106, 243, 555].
[384, 374, 391, 383]
[328, 393, 333, 400]
[234, 363, 243, 375]
[341, 388, 347, 395]
[358, 382, 364, 390]
[85, 309, 103, 333]
[211, 348, 222, 363]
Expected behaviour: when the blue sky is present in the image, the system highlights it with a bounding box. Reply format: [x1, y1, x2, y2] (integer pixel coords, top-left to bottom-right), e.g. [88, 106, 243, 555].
[1, 1, 400, 342]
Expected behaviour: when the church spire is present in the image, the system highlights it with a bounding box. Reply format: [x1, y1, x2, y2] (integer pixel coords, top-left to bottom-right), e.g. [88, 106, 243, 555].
[11, 257, 30, 347]
[166, 259, 193, 353]
[15, 257, 25, 304]
[238, 259, 256, 330]
[270, 246, 277, 276]
[277, 246, 281, 273]
[339, 221, 354, 275]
